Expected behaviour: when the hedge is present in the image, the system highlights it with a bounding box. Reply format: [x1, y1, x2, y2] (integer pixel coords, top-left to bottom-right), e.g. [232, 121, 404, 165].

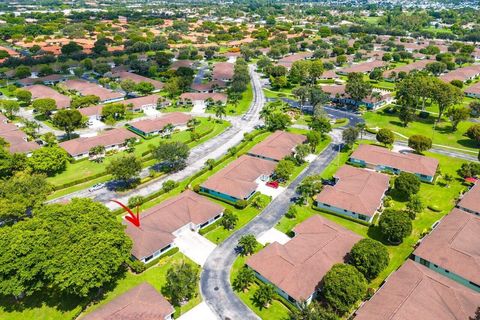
[52, 171, 109, 190]
[144, 247, 180, 270]
[199, 218, 224, 235]
[311, 206, 372, 227]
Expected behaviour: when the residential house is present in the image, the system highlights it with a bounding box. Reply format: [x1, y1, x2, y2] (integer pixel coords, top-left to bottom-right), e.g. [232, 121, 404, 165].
[456, 182, 480, 215]
[212, 62, 235, 81]
[179, 92, 228, 105]
[412, 208, 480, 292]
[336, 60, 385, 75]
[78, 104, 104, 123]
[354, 260, 480, 320]
[464, 81, 480, 98]
[25, 84, 71, 110]
[128, 112, 192, 137]
[382, 59, 435, 81]
[276, 52, 314, 70]
[439, 65, 480, 83]
[124, 94, 166, 112]
[63, 79, 125, 104]
[349, 144, 439, 182]
[18, 74, 67, 87]
[315, 165, 390, 223]
[81, 282, 174, 320]
[321, 85, 392, 109]
[200, 155, 277, 203]
[112, 71, 164, 92]
[59, 128, 137, 159]
[247, 131, 307, 162]
[246, 215, 362, 305]
[190, 80, 226, 93]
[126, 190, 224, 263]
[169, 59, 194, 71]
[0, 114, 39, 154]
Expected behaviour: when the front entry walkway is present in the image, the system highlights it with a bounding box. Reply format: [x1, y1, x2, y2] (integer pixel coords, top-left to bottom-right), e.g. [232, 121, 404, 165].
[257, 227, 291, 246]
[177, 301, 218, 320]
[174, 229, 216, 267]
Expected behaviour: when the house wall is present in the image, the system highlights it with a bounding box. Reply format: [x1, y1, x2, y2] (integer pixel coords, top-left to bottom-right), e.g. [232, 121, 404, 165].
[141, 243, 175, 264]
[412, 255, 480, 293]
[200, 186, 240, 203]
[348, 158, 434, 182]
[315, 201, 373, 223]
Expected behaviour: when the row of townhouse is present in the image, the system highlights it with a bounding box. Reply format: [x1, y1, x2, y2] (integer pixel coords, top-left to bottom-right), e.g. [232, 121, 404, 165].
[354, 182, 480, 319]
[0, 113, 40, 155]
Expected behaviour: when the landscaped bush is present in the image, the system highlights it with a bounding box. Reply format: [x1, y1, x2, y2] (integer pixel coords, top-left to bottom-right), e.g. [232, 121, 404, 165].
[427, 204, 441, 212]
[235, 200, 248, 209]
[144, 247, 180, 270]
[127, 258, 146, 274]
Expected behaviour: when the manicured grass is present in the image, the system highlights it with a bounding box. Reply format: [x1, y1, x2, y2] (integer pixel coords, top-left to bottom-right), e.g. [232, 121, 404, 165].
[276, 147, 470, 291]
[263, 87, 294, 99]
[0, 253, 200, 320]
[229, 83, 253, 115]
[203, 195, 272, 244]
[364, 109, 478, 152]
[46, 118, 230, 188]
[161, 105, 193, 112]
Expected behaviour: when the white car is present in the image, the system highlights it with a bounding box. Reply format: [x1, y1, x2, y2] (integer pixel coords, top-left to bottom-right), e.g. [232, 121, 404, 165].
[88, 183, 105, 192]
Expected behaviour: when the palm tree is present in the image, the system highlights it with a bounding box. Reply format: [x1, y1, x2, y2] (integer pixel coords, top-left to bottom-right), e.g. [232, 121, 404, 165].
[22, 119, 41, 140]
[163, 123, 175, 137]
[89, 145, 106, 162]
[213, 101, 226, 120]
[355, 122, 367, 139]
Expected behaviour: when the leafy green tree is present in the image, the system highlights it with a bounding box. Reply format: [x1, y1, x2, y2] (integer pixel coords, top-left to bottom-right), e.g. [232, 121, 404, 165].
[153, 141, 190, 172]
[0, 100, 20, 119]
[253, 283, 275, 308]
[221, 209, 238, 230]
[458, 162, 480, 178]
[376, 128, 395, 146]
[297, 174, 323, 198]
[275, 159, 295, 180]
[342, 127, 360, 147]
[394, 172, 420, 198]
[120, 79, 136, 95]
[323, 263, 367, 314]
[432, 80, 463, 122]
[106, 155, 142, 183]
[405, 194, 424, 219]
[290, 301, 338, 320]
[28, 146, 69, 176]
[233, 267, 255, 292]
[0, 198, 131, 298]
[346, 72, 372, 103]
[15, 66, 31, 78]
[71, 95, 100, 109]
[162, 180, 178, 192]
[61, 41, 83, 55]
[398, 104, 416, 127]
[349, 239, 389, 281]
[294, 144, 310, 164]
[128, 195, 145, 208]
[238, 234, 258, 256]
[408, 135, 432, 154]
[52, 109, 84, 139]
[466, 124, 480, 145]
[14, 89, 32, 105]
[285, 205, 297, 219]
[32, 98, 57, 118]
[446, 106, 470, 132]
[213, 101, 227, 120]
[378, 210, 413, 244]
[101, 103, 126, 123]
[135, 81, 155, 95]
[306, 131, 322, 151]
[309, 116, 331, 137]
[162, 261, 199, 306]
[265, 112, 291, 131]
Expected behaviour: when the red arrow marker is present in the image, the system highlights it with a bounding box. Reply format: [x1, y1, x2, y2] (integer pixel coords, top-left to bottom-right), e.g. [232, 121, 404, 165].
[111, 199, 140, 227]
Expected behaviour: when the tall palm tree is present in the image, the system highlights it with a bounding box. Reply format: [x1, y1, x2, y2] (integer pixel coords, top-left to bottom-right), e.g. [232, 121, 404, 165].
[355, 122, 367, 139]
[213, 101, 227, 120]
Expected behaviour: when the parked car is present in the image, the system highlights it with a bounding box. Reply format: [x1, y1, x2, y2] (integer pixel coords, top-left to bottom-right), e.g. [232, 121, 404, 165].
[266, 181, 279, 189]
[88, 183, 105, 192]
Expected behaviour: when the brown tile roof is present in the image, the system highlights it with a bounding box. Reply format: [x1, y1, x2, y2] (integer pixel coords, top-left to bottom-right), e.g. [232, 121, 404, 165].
[190, 80, 227, 92]
[63, 79, 124, 102]
[18, 74, 66, 86]
[464, 81, 480, 96]
[82, 282, 174, 320]
[0, 117, 40, 154]
[170, 60, 194, 71]
[354, 259, 480, 320]
[315, 165, 390, 218]
[277, 52, 314, 69]
[179, 92, 227, 103]
[129, 112, 192, 134]
[440, 65, 480, 83]
[112, 71, 164, 90]
[457, 182, 480, 214]
[248, 130, 306, 161]
[126, 190, 223, 260]
[339, 60, 385, 74]
[25, 84, 71, 109]
[413, 208, 480, 285]
[350, 144, 439, 177]
[202, 155, 277, 200]
[59, 128, 136, 157]
[79, 104, 104, 117]
[212, 62, 234, 81]
[383, 59, 435, 78]
[247, 215, 362, 301]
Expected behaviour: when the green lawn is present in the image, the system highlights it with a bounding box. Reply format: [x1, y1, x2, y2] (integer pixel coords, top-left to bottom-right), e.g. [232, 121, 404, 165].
[364, 109, 478, 152]
[0, 253, 200, 320]
[160, 105, 193, 113]
[47, 118, 230, 188]
[275, 147, 470, 290]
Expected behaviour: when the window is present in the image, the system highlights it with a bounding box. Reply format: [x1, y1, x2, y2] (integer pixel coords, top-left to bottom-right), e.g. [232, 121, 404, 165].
[288, 296, 296, 303]
[419, 258, 430, 268]
[144, 255, 153, 262]
[358, 215, 367, 221]
[469, 281, 480, 289]
[445, 269, 450, 273]
[324, 204, 331, 207]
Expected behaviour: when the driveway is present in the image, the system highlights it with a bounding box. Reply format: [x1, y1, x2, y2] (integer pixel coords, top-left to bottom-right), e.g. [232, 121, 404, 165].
[257, 227, 291, 246]
[177, 302, 218, 320]
[174, 228, 216, 267]
[191, 101, 206, 113]
[256, 180, 285, 199]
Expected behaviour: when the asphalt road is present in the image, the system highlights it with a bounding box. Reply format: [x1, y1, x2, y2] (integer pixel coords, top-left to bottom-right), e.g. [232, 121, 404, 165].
[200, 133, 342, 320]
[50, 65, 264, 209]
